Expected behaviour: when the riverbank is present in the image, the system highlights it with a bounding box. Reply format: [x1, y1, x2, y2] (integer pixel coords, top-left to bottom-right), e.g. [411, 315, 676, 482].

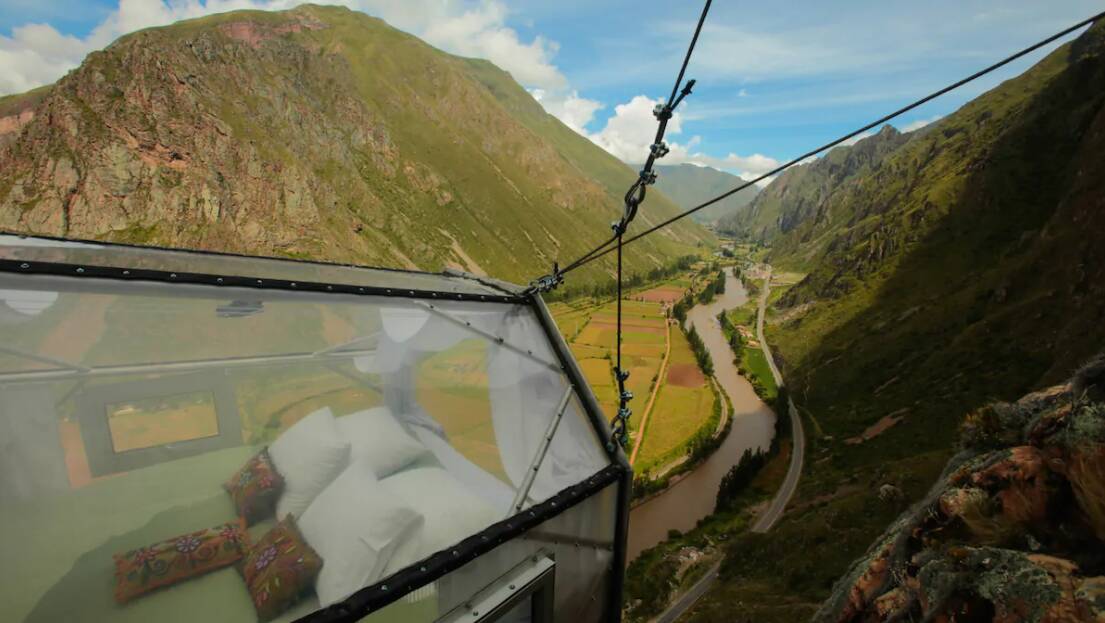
[626, 268, 775, 560]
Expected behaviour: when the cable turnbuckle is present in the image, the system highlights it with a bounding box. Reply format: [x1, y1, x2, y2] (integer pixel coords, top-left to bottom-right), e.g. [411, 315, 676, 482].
[524, 262, 563, 295]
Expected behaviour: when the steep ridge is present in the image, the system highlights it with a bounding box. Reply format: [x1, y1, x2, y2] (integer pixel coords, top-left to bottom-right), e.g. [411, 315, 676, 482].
[654, 163, 759, 224]
[717, 125, 910, 245]
[683, 20, 1105, 623]
[0, 5, 709, 284]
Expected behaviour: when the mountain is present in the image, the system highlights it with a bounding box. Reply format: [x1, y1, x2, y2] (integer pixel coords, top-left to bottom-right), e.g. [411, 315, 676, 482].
[716, 125, 910, 244]
[0, 5, 710, 285]
[654, 163, 759, 224]
[685, 19, 1105, 623]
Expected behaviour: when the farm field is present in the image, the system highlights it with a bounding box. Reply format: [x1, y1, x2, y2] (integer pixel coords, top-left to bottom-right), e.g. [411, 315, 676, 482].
[633, 326, 715, 472]
[550, 276, 717, 475]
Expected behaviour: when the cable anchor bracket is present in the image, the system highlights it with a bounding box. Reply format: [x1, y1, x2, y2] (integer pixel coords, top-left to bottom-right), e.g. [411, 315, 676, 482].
[523, 262, 563, 296]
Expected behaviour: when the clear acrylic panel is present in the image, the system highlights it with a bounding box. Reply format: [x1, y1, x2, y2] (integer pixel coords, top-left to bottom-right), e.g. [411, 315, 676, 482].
[359, 480, 618, 623]
[0, 268, 612, 623]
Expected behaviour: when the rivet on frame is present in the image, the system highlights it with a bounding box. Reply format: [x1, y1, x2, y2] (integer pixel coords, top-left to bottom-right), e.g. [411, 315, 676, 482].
[327, 286, 333, 291]
[19, 263, 29, 269]
[257, 280, 263, 285]
[291, 282, 297, 287]
[123, 270, 131, 276]
[169, 273, 176, 278]
[76, 267, 85, 274]
[217, 278, 224, 284]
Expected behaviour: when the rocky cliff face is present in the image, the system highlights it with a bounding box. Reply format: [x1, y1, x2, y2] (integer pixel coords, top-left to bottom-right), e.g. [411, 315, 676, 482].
[0, 5, 708, 284]
[815, 355, 1105, 622]
[717, 125, 910, 244]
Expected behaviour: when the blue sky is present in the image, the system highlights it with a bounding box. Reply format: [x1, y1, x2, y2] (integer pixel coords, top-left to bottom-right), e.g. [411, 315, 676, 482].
[1, 0, 1101, 181]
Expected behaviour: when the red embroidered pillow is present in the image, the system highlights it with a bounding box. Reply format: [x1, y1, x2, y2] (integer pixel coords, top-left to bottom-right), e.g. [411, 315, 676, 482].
[224, 448, 285, 525]
[242, 516, 323, 622]
[113, 518, 249, 604]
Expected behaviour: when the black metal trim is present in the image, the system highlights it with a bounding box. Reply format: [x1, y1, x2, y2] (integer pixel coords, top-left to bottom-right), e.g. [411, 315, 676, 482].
[0, 258, 525, 304]
[530, 292, 631, 623]
[297, 464, 623, 623]
[0, 230, 499, 284]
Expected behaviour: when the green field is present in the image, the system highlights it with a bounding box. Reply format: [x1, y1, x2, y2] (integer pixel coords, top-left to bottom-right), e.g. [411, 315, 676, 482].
[550, 276, 718, 474]
[633, 325, 716, 471]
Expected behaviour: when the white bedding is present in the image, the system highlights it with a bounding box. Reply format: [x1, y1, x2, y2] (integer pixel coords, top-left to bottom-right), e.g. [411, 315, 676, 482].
[378, 465, 499, 577]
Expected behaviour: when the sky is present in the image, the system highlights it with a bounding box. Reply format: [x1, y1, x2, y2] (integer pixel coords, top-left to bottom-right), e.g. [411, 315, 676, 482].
[1, 0, 1101, 184]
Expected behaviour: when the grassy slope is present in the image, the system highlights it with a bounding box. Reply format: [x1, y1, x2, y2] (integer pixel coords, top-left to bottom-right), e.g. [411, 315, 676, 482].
[685, 23, 1105, 622]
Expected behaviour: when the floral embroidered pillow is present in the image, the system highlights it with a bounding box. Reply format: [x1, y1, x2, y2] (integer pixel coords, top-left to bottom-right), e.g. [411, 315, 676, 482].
[224, 448, 285, 525]
[242, 516, 323, 622]
[113, 519, 250, 604]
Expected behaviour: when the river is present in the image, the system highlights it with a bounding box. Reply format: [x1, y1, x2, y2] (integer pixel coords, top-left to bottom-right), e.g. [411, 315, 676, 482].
[626, 267, 776, 561]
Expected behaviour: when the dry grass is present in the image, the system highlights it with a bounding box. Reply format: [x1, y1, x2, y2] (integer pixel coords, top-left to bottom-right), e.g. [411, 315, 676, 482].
[1067, 447, 1105, 541]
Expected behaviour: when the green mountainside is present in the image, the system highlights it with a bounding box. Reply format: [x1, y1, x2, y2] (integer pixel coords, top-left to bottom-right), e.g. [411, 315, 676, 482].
[0, 5, 710, 285]
[687, 20, 1105, 622]
[654, 163, 759, 224]
[717, 125, 910, 245]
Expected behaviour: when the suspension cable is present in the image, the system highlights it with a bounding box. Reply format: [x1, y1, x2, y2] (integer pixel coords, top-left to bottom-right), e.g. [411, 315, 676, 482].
[548, 9, 1105, 281]
[606, 0, 713, 450]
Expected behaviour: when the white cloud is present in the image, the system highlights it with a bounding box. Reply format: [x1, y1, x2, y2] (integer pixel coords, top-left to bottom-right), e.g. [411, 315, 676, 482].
[578, 93, 781, 186]
[530, 88, 603, 133]
[586, 95, 685, 163]
[0, 0, 571, 95]
[901, 114, 943, 132]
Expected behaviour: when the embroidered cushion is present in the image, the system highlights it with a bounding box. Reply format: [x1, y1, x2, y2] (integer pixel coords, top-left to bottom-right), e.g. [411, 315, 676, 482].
[113, 519, 249, 604]
[224, 448, 285, 525]
[242, 516, 324, 622]
[269, 407, 351, 519]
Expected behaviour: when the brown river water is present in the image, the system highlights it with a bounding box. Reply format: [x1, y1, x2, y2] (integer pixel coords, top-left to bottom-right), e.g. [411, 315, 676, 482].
[626, 268, 776, 561]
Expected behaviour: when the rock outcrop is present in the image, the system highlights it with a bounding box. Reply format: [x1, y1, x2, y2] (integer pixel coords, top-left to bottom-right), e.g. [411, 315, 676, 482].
[814, 354, 1105, 622]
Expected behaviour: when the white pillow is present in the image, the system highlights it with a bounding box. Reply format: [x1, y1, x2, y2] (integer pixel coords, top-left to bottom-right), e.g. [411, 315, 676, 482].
[299, 457, 424, 607]
[269, 407, 351, 519]
[335, 407, 428, 478]
[379, 466, 498, 575]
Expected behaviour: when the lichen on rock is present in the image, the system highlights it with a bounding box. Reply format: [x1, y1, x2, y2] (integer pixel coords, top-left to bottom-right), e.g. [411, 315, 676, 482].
[813, 352, 1105, 622]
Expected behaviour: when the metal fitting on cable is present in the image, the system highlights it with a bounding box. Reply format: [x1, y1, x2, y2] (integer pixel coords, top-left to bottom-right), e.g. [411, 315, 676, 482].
[638, 170, 658, 185]
[652, 103, 673, 121]
[650, 142, 670, 158]
[524, 262, 563, 295]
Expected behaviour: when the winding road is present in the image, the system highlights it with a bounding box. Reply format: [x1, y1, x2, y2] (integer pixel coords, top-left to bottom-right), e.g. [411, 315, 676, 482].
[750, 266, 805, 533]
